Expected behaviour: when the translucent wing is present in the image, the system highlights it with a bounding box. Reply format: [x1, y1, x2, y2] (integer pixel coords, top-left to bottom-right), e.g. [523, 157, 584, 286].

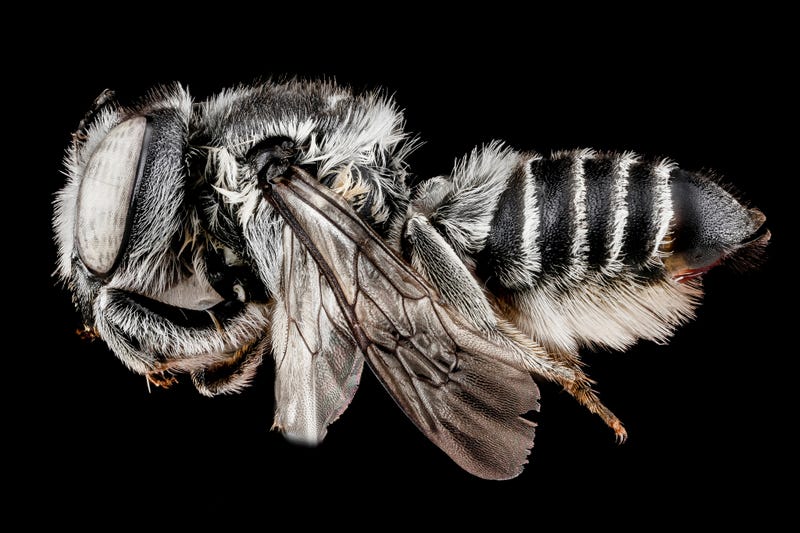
[271, 225, 364, 445]
[264, 167, 540, 480]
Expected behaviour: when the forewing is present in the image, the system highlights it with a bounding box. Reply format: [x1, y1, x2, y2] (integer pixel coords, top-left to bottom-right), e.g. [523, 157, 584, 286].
[265, 168, 540, 480]
[272, 225, 364, 445]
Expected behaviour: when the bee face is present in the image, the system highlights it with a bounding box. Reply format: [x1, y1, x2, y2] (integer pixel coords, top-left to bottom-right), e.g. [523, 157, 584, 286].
[54, 86, 271, 386]
[54, 79, 768, 479]
[55, 86, 193, 304]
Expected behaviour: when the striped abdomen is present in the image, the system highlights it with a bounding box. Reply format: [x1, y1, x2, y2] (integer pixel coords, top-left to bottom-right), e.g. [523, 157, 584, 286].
[479, 149, 674, 291]
[404, 144, 765, 353]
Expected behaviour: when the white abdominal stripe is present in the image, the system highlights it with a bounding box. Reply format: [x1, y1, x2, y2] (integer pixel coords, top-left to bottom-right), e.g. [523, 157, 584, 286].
[463, 149, 676, 291]
[95, 287, 270, 374]
[421, 147, 700, 355]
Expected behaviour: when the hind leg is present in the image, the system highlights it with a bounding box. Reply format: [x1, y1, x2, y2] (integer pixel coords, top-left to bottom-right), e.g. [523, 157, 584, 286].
[401, 213, 626, 440]
[502, 331, 627, 441]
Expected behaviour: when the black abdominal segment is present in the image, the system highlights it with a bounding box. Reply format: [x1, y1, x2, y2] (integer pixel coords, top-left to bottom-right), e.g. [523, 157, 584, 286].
[480, 151, 673, 290]
[481, 165, 529, 284]
[534, 157, 576, 276]
[623, 160, 661, 267]
[583, 157, 617, 267]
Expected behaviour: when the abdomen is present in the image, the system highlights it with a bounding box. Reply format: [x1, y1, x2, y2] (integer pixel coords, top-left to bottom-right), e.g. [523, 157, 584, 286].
[407, 144, 767, 355]
[478, 150, 675, 289]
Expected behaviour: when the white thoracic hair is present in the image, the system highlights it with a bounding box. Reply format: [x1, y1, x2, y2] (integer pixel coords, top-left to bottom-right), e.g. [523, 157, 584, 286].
[197, 80, 414, 233]
[55, 80, 417, 328]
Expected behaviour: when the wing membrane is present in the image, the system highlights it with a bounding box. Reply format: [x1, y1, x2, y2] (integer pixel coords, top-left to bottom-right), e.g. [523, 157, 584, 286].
[266, 168, 539, 480]
[272, 226, 364, 445]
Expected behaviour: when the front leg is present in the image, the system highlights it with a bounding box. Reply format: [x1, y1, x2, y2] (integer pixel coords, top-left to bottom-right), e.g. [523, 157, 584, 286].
[92, 286, 271, 393]
[146, 369, 179, 389]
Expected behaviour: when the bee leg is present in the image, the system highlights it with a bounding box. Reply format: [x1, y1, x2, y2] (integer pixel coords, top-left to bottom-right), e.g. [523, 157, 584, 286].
[140, 337, 266, 396]
[146, 370, 179, 389]
[556, 365, 627, 442]
[400, 213, 499, 331]
[402, 213, 626, 440]
[189, 336, 267, 396]
[497, 329, 627, 440]
[519, 342, 627, 441]
[497, 326, 627, 441]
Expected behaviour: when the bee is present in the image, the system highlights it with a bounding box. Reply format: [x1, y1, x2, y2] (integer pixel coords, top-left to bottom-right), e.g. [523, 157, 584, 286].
[53, 80, 769, 480]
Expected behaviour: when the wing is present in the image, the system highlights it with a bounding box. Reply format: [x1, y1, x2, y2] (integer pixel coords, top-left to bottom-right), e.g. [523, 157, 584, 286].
[264, 167, 540, 480]
[271, 224, 364, 445]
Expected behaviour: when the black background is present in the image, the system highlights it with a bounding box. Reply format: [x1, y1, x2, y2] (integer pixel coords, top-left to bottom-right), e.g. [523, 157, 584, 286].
[13, 9, 794, 528]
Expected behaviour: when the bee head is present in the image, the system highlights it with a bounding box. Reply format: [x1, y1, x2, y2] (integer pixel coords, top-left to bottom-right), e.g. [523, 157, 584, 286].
[54, 84, 203, 321]
[53, 85, 272, 382]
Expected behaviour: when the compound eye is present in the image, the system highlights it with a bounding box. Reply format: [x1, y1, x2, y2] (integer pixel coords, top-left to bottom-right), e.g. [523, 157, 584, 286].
[75, 116, 150, 277]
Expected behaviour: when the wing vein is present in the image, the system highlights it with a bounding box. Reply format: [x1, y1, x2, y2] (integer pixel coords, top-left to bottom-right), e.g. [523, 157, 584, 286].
[264, 168, 540, 480]
[282, 175, 429, 299]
